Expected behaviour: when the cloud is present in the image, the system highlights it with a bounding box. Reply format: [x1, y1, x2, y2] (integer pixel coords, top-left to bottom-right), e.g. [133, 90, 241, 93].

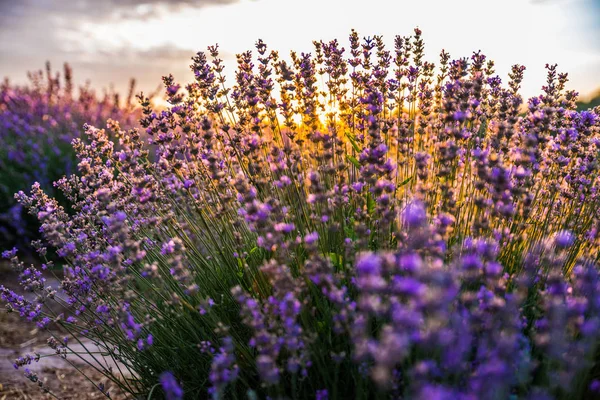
[0, 0, 597, 101]
[0, 0, 240, 19]
[0, 0, 242, 55]
[0, 0, 239, 95]
[0, 0, 244, 39]
[0, 0, 241, 49]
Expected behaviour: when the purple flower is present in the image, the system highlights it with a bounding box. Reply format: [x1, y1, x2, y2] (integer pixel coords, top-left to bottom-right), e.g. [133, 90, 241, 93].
[256, 355, 280, 385]
[351, 182, 366, 192]
[209, 336, 239, 395]
[460, 254, 483, 272]
[356, 253, 382, 276]
[305, 232, 319, 245]
[274, 222, 295, 233]
[2, 247, 17, 259]
[160, 372, 183, 400]
[398, 253, 423, 272]
[403, 202, 427, 228]
[554, 230, 574, 248]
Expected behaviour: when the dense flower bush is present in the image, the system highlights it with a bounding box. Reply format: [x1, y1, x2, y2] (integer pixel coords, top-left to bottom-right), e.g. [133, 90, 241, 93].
[3, 29, 600, 399]
[0, 63, 137, 249]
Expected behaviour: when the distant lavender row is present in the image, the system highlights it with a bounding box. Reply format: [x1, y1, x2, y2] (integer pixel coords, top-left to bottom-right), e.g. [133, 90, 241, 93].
[0, 63, 136, 249]
[2, 29, 600, 399]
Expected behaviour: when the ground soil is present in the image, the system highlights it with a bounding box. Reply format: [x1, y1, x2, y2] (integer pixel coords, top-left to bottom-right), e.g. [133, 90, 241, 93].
[0, 263, 129, 400]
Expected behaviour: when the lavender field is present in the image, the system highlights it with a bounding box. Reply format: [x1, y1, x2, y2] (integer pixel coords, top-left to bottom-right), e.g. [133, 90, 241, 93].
[1, 13, 600, 400]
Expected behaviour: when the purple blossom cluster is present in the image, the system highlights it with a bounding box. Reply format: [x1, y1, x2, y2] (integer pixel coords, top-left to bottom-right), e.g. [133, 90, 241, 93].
[2, 29, 600, 399]
[0, 63, 137, 249]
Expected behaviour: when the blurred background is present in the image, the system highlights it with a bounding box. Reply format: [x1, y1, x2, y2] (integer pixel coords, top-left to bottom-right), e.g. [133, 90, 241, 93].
[0, 0, 599, 104]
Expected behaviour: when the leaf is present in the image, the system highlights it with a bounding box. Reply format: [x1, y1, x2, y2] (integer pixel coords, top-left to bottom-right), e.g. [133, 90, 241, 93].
[398, 175, 413, 187]
[346, 154, 361, 169]
[344, 131, 361, 153]
[328, 252, 342, 267]
[367, 192, 376, 215]
[317, 321, 326, 332]
[248, 246, 259, 257]
[181, 299, 196, 312]
[344, 221, 357, 240]
[477, 118, 488, 138]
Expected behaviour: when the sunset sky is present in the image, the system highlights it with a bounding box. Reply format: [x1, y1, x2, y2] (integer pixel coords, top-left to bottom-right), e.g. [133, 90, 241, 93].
[1, 0, 599, 102]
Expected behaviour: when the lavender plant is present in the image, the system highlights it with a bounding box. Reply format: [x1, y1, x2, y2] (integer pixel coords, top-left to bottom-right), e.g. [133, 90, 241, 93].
[0, 63, 137, 250]
[2, 29, 600, 399]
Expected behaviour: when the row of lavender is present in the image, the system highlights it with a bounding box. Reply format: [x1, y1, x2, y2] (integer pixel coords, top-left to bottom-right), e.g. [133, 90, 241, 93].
[3, 29, 600, 399]
[0, 63, 136, 249]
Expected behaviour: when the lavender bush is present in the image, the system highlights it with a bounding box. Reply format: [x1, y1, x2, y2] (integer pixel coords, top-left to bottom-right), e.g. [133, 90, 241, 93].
[0, 63, 136, 249]
[3, 29, 600, 399]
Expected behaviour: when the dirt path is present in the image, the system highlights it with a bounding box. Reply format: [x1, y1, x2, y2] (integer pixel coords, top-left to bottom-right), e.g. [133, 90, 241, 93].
[0, 264, 128, 400]
[0, 312, 123, 399]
